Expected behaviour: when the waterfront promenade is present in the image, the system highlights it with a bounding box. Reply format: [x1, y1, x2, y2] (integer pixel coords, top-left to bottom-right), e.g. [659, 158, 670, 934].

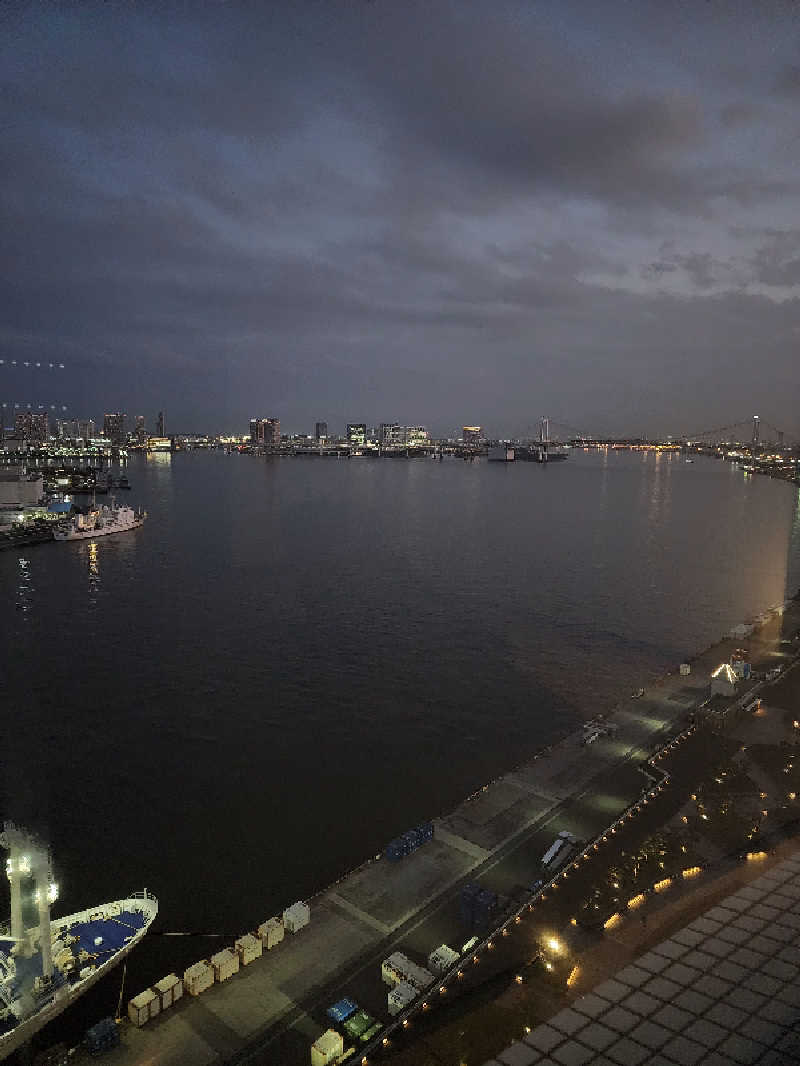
[67, 600, 800, 1066]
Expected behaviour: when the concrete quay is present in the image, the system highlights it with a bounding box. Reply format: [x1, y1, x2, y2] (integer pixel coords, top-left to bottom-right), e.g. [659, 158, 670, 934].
[73, 600, 800, 1066]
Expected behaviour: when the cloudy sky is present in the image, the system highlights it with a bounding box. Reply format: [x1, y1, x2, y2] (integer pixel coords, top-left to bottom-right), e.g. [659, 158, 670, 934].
[2, 1, 800, 438]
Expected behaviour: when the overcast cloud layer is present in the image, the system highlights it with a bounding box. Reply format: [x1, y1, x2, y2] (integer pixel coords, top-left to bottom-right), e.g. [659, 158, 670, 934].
[2, 0, 800, 437]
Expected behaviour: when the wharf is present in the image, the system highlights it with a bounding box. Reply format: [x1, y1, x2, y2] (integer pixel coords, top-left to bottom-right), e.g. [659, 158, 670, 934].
[73, 600, 800, 1066]
[0, 530, 52, 551]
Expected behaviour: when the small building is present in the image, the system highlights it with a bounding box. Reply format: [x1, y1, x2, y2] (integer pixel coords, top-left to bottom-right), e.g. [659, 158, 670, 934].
[311, 1029, 344, 1066]
[679, 663, 691, 676]
[711, 662, 738, 697]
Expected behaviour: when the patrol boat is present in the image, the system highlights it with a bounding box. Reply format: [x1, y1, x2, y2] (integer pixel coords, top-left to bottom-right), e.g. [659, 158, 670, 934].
[53, 498, 146, 541]
[0, 824, 157, 1060]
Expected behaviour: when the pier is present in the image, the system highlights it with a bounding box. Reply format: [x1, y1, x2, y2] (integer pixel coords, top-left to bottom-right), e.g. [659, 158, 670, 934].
[61, 597, 800, 1066]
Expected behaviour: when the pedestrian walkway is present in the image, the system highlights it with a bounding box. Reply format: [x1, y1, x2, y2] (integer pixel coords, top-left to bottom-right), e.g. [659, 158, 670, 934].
[484, 850, 800, 1066]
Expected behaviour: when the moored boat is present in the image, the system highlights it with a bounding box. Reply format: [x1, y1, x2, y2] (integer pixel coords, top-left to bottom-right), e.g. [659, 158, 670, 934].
[53, 499, 145, 541]
[0, 824, 157, 1059]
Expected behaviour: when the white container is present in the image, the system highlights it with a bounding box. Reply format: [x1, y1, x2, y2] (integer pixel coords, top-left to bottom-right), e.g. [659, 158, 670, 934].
[128, 988, 156, 1027]
[154, 974, 181, 1010]
[283, 901, 310, 933]
[427, 944, 459, 975]
[388, 980, 418, 1016]
[211, 947, 239, 983]
[680, 663, 691, 676]
[235, 933, 262, 966]
[258, 917, 285, 950]
[311, 1029, 344, 1066]
[381, 952, 435, 990]
[183, 960, 214, 997]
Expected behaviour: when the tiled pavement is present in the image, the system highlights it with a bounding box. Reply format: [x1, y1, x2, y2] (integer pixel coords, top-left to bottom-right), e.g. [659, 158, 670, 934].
[484, 854, 800, 1066]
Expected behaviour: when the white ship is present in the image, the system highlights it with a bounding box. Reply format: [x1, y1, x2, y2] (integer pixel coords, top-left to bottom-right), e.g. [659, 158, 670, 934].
[53, 498, 146, 541]
[0, 824, 157, 1060]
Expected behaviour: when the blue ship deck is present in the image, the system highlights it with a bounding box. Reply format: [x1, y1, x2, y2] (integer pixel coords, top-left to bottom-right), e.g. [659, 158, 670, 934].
[0, 909, 147, 1039]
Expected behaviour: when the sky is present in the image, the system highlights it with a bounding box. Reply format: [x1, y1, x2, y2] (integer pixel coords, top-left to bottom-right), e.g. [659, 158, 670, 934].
[2, 0, 800, 439]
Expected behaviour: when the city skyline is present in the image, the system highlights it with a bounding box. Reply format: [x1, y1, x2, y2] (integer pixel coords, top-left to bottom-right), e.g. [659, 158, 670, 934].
[3, 3, 800, 437]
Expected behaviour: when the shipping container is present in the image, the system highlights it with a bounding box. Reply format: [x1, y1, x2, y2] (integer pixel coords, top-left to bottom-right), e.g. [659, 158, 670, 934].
[460, 882, 480, 920]
[235, 933, 262, 966]
[381, 952, 435, 990]
[343, 1009, 378, 1041]
[211, 947, 239, 983]
[311, 1029, 344, 1066]
[388, 980, 418, 1016]
[541, 831, 577, 871]
[183, 960, 214, 997]
[385, 821, 435, 861]
[327, 997, 358, 1023]
[154, 974, 181, 1010]
[283, 900, 311, 933]
[428, 944, 459, 974]
[128, 989, 156, 1027]
[471, 889, 498, 928]
[258, 916, 285, 950]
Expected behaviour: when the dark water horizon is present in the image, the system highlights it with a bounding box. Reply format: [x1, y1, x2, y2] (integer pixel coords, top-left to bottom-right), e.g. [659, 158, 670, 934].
[1, 447, 799, 1049]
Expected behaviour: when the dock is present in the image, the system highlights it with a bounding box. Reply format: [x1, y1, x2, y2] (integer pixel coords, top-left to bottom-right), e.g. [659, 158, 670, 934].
[70, 599, 800, 1066]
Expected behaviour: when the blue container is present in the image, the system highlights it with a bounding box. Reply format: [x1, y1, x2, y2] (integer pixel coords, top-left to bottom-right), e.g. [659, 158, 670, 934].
[328, 997, 358, 1023]
[460, 882, 481, 922]
[385, 821, 434, 862]
[386, 838, 407, 861]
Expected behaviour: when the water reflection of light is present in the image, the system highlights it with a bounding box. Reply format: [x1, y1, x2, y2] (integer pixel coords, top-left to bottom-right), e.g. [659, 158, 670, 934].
[16, 556, 33, 614]
[86, 540, 101, 606]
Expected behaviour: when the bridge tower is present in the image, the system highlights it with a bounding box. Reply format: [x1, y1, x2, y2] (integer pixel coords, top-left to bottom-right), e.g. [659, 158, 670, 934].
[751, 415, 760, 449]
[539, 417, 550, 463]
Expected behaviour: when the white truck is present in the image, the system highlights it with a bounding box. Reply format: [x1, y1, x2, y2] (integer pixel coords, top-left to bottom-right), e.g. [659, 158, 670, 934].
[540, 831, 578, 873]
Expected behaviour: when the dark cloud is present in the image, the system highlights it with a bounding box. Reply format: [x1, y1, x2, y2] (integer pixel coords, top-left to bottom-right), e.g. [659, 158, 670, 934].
[751, 230, 800, 287]
[1, 2, 800, 436]
[774, 65, 800, 96]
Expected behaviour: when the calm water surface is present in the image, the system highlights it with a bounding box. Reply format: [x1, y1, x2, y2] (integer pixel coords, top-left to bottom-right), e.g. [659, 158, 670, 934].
[2, 448, 800, 1037]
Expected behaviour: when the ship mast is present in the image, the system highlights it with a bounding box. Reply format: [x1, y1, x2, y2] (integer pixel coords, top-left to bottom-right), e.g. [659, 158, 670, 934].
[1, 823, 58, 979]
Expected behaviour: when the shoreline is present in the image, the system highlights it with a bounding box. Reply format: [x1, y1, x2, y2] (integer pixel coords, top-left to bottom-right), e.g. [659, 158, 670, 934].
[72, 593, 800, 1066]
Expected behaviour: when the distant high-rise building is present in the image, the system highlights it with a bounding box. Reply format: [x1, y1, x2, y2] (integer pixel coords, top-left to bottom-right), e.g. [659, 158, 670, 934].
[79, 419, 96, 441]
[403, 426, 429, 447]
[103, 412, 126, 446]
[463, 426, 482, 444]
[379, 422, 399, 445]
[346, 423, 367, 447]
[14, 411, 49, 443]
[249, 417, 281, 448]
[135, 415, 147, 447]
[157, 411, 166, 437]
[315, 421, 328, 441]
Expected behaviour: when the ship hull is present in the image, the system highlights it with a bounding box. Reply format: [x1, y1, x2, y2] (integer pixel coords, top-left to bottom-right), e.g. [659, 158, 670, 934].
[53, 519, 144, 542]
[0, 892, 157, 1061]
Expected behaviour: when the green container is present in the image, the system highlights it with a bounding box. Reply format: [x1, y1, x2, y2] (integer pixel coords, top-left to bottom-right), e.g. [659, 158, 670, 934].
[344, 1010, 374, 1039]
